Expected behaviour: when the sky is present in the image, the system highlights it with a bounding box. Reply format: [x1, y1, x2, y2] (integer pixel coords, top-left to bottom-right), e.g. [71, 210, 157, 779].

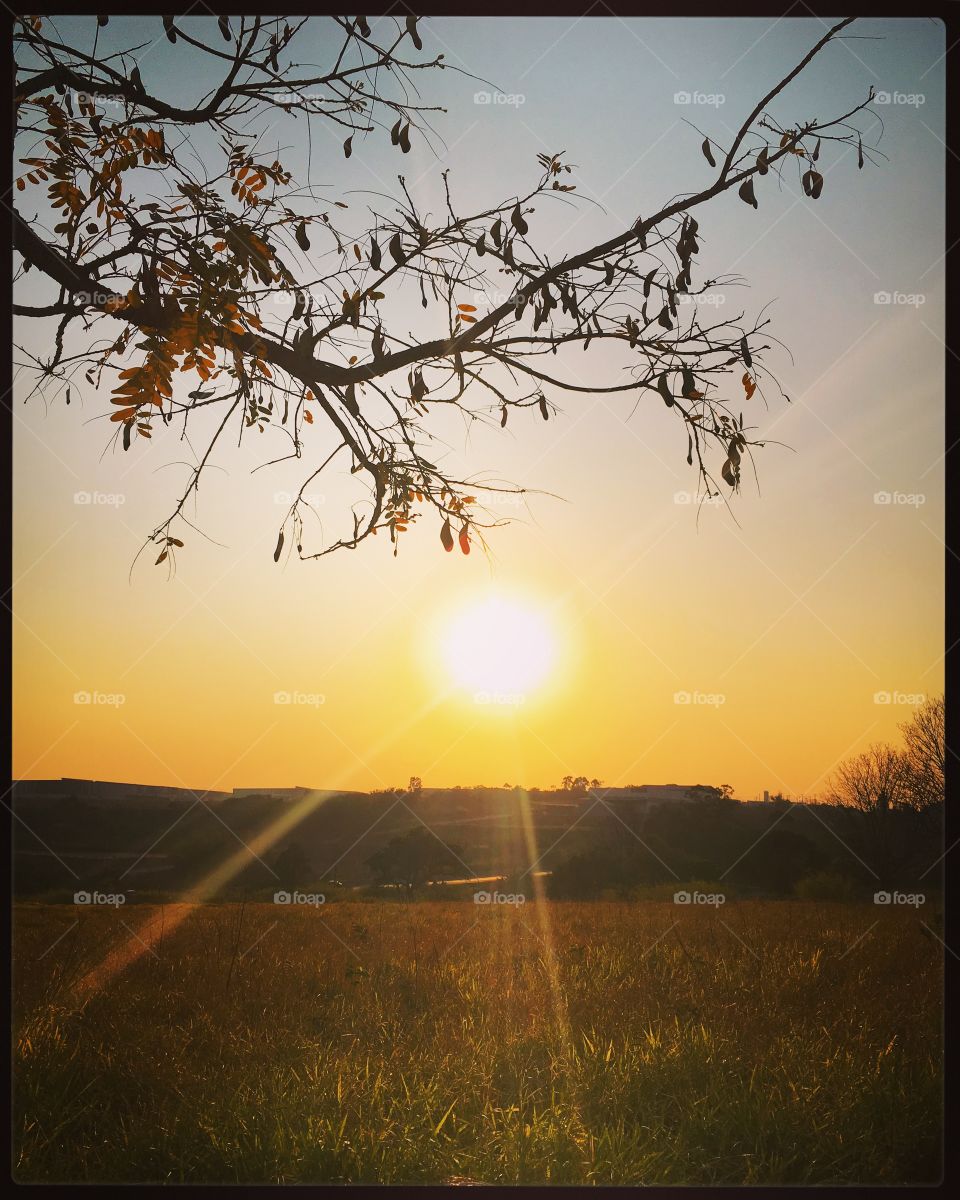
[12, 16, 945, 800]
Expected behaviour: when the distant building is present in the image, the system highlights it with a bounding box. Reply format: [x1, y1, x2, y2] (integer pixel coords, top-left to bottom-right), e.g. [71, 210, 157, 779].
[11, 778, 228, 804]
[229, 786, 316, 802]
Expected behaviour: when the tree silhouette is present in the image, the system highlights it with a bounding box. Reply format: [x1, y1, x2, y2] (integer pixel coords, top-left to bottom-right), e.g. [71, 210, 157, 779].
[900, 695, 945, 815]
[365, 826, 465, 889]
[13, 15, 878, 567]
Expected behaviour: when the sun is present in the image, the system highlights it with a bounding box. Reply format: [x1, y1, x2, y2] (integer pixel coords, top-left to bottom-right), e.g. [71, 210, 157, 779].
[441, 594, 557, 701]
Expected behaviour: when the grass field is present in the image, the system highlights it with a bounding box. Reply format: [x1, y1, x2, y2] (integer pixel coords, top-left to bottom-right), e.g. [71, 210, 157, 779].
[13, 900, 942, 1184]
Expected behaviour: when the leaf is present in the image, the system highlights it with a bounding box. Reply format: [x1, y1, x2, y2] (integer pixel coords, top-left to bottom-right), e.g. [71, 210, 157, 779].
[398, 122, 411, 154]
[343, 135, 353, 158]
[273, 529, 285, 562]
[458, 526, 470, 555]
[858, 136, 864, 170]
[721, 457, 737, 487]
[122, 420, 132, 451]
[500, 405, 508, 428]
[155, 548, 168, 565]
[440, 519, 454, 552]
[389, 232, 404, 264]
[657, 371, 674, 408]
[740, 336, 752, 369]
[457, 303, 477, 312]
[369, 237, 382, 271]
[295, 222, 310, 251]
[538, 394, 549, 421]
[681, 365, 697, 399]
[812, 137, 821, 162]
[510, 203, 528, 236]
[474, 233, 486, 257]
[701, 138, 716, 168]
[756, 146, 769, 175]
[738, 177, 758, 209]
[802, 169, 823, 199]
[390, 119, 402, 146]
[657, 306, 673, 330]
[742, 372, 756, 400]
[406, 15, 423, 51]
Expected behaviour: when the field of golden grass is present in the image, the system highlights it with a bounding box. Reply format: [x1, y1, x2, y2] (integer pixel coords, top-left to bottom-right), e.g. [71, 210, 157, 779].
[13, 900, 942, 1184]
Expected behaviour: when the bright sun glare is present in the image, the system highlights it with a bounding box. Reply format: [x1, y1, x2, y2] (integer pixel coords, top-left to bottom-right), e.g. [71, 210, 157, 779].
[442, 595, 556, 699]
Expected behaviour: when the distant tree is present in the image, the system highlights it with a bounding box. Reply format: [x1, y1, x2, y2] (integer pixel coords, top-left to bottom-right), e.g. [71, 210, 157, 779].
[407, 776, 423, 796]
[900, 695, 945, 815]
[589, 778, 602, 791]
[365, 827, 464, 889]
[829, 744, 912, 888]
[830, 745, 910, 815]
[12, 16, 876, 567]
[273, 841, 312, 886]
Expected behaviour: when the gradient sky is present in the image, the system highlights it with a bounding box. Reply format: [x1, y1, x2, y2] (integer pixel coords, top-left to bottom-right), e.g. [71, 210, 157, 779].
[12, 16, 945, 799]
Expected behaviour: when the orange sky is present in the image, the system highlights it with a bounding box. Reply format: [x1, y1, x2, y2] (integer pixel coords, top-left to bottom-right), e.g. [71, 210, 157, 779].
[12, 17, 944, 800]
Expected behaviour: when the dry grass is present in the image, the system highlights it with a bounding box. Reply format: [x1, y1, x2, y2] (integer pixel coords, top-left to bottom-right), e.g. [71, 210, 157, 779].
[13, 900, 942, 1184]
